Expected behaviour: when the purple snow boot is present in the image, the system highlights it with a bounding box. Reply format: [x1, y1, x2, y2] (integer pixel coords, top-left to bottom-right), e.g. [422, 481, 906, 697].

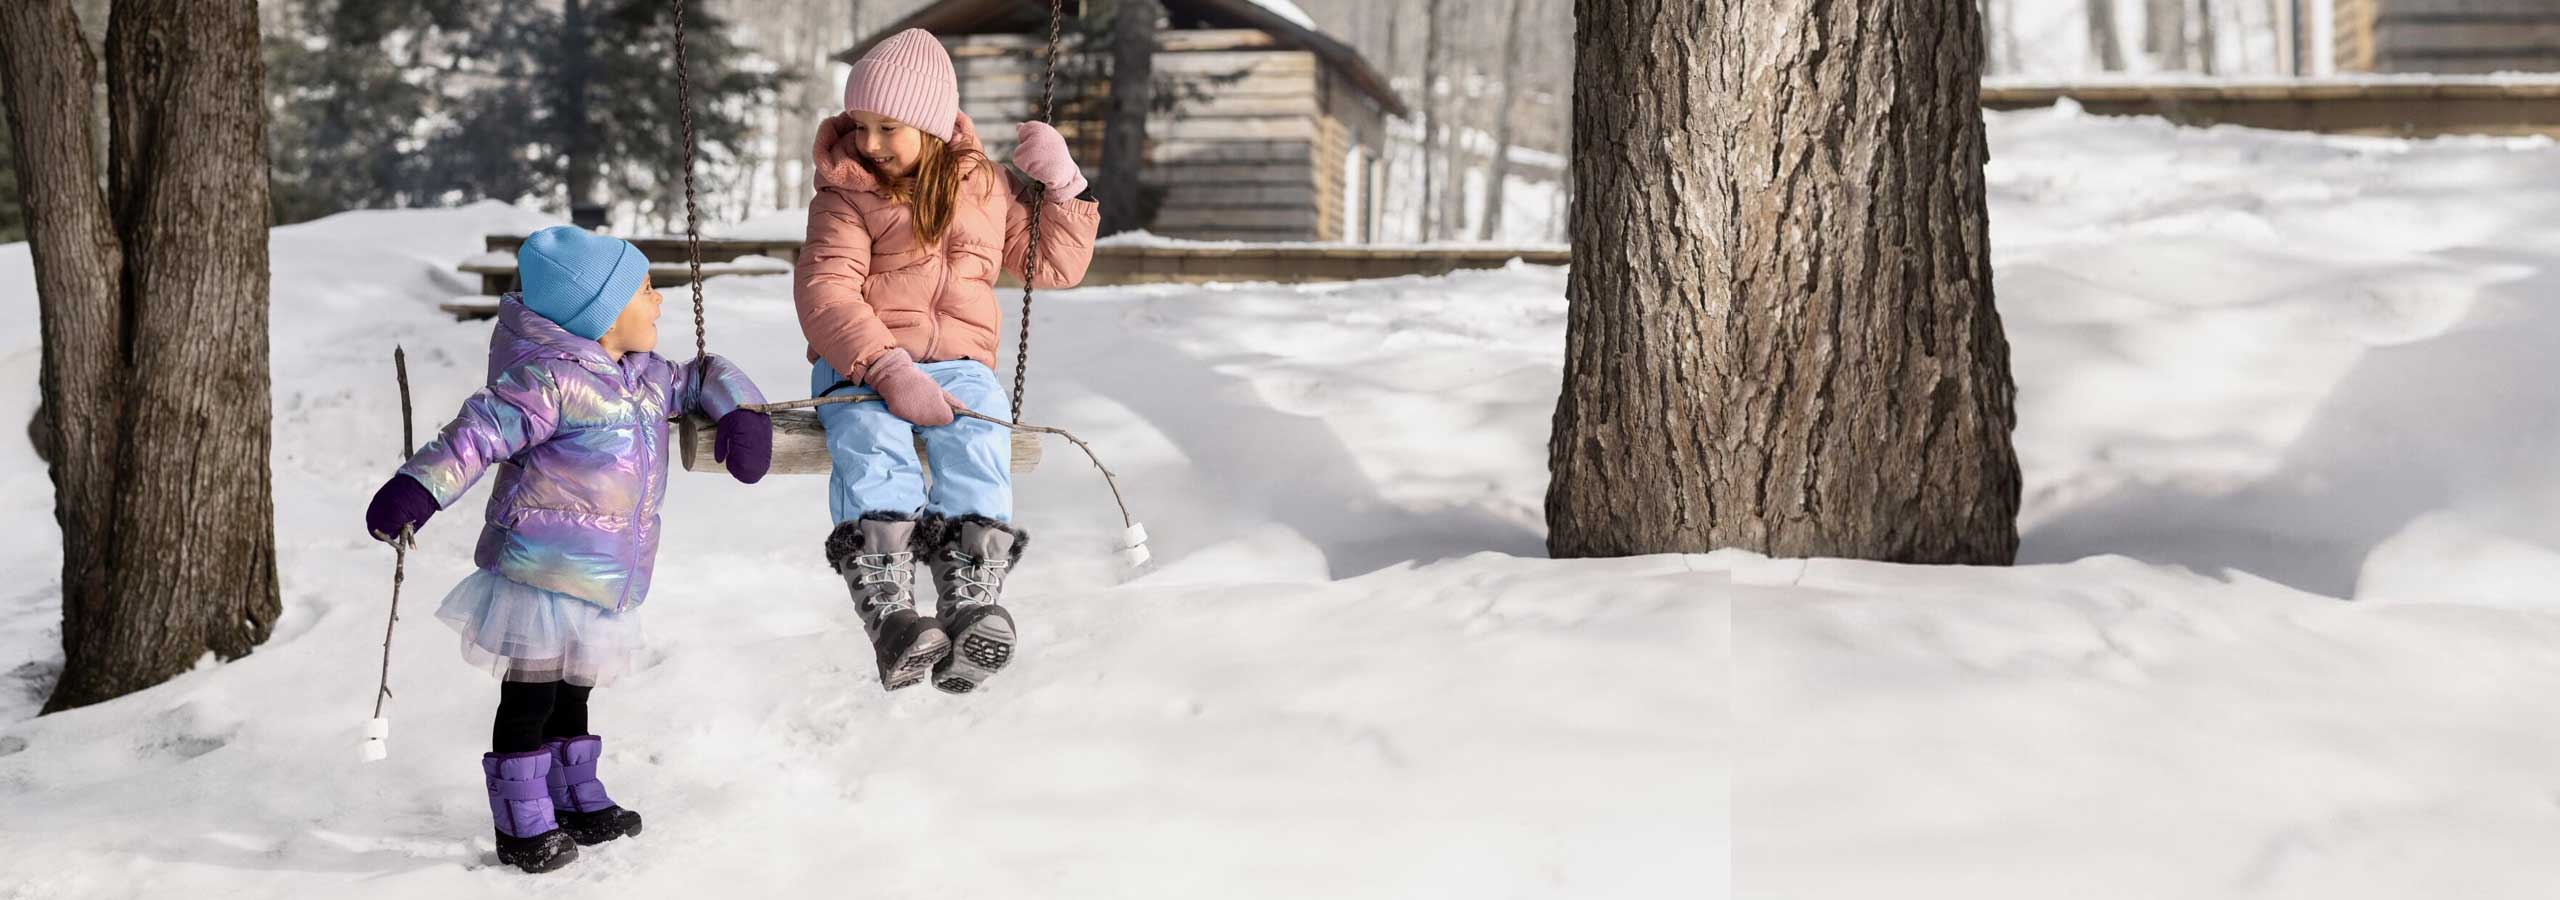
[483, 749, 579, 873]
[544, 735, 644, 846]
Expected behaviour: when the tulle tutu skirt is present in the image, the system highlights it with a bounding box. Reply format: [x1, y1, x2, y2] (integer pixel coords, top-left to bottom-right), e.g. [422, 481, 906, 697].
[433, 568, 643, 687]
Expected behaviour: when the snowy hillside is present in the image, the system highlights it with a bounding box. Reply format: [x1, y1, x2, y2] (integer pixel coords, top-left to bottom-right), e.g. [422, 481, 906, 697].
[5, 106, 2560, 898]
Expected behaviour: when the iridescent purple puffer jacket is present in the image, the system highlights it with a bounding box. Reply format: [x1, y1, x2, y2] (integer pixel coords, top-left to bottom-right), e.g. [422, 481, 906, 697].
[400, 295, 765, 612]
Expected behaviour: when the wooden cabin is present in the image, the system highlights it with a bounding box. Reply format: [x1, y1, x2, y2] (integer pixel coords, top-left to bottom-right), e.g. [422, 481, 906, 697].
[2334, 0, 2560, 74]
[837, 0, 1409, 243]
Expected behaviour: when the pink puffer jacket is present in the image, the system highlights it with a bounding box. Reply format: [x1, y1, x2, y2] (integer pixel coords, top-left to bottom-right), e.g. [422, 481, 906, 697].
[795, 111, 1101, 377]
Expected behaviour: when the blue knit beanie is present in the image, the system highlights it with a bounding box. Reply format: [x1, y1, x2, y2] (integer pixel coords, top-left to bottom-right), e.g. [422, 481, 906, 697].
[516, 225, 650, 341]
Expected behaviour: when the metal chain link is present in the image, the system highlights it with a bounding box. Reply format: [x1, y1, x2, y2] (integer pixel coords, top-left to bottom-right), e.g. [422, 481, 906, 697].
[674, 0, 707, 360]
[1013, 0, 1065, 421]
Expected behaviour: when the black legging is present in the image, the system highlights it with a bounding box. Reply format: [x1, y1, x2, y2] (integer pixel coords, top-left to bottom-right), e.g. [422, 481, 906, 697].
[493, 680, 594, 754]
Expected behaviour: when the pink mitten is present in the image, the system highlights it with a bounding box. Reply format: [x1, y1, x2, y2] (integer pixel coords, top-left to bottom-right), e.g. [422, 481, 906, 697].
[1013, 122, 1088, 198]
[862, 349, 959, 427]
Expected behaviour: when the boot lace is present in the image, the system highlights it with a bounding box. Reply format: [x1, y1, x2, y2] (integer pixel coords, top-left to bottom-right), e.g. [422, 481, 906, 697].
[945, 551, 1009, 609]
[854, 552, 917, 615]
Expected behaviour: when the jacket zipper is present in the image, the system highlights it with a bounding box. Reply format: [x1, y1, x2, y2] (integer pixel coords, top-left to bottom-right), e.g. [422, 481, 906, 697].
[922, 231, 953, 362]
[621, 367, 653, 612]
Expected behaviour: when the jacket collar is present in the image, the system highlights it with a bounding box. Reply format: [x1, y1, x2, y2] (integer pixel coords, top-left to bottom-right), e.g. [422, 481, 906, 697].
[497, 293, 622, 376]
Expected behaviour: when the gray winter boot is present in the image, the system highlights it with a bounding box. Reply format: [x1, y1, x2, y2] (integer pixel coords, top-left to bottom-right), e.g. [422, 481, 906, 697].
[919, 515, 1026, 694]
[825, 513, 949, 691]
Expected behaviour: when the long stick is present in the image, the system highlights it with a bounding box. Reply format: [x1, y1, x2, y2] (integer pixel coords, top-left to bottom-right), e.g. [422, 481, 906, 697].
[740, 396, 1138, 528]
[371, 347, 417, 719]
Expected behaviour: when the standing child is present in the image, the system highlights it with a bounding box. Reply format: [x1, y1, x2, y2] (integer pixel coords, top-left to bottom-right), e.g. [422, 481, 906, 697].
[795, 29, 1099, 694]
[363, 226, 773, 874]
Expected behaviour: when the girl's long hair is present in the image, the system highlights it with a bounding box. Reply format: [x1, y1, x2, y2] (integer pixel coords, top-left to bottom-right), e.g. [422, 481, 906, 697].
[865, 133, 985, 246]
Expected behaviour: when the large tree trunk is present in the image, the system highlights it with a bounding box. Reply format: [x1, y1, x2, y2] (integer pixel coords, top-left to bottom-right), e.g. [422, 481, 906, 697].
[1098, 0, 1158, 236]
[0, 0, 127, 703]
[2087, 0, 2128, 71]
[1547, 0, 2020, 563]
[1478, 0, 1530, 241]
[2, 0, 281, 713]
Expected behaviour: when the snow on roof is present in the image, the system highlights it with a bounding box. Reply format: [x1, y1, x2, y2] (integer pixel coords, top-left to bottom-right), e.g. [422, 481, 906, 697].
[1241, 0, 1317, 32]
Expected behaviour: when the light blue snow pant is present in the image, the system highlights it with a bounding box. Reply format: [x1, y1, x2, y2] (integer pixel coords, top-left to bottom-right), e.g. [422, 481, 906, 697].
[811, 358, 1014, 525]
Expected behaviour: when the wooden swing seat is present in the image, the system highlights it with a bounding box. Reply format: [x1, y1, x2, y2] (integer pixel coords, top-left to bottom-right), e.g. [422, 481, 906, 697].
[676, 410, 1044, 476]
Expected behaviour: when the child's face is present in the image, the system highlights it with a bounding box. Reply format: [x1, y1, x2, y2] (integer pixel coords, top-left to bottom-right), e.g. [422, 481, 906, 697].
[600, 277, 663, 357]
[848, 110, 926, 179]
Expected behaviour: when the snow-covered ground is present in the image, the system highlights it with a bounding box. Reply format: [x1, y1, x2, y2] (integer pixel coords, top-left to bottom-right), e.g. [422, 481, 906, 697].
[5, 107, 2560, 897]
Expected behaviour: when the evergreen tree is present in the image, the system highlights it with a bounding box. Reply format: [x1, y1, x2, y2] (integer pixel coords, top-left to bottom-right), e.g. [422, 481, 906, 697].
[264, 0, 778, 227]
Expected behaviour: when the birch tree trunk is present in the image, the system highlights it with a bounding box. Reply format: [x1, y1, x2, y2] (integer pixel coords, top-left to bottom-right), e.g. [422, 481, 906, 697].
[2088, 0, 2128, 70]
[1417, 0, 1444, 241]
[1478, 0, 1529, 241]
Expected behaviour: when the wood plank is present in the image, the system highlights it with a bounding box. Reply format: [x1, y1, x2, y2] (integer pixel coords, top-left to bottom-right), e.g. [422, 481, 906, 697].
[962, 73, 1319, 105]
[958, 49, 1316, 77]
[1149, 139, 1316, 164]
[969, 92, 1321, 121]
[1137, 117, 1318, 142]
[947, 29, 1281, 56]
[1139, 162, 1318, 185]
[2375, 22, 2560, 52]
[2379, 54, 2560, 74]
[678, 411, 830, 475]
[977, 133, 1331, 161]
[674, 410, 1040, 477]
[1150, 206, 1317, 230]
[1156, 184, 1321, 207]
[2374, 0, 2560, 15]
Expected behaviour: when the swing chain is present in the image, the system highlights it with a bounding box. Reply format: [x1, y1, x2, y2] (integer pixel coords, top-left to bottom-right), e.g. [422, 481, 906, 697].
[1014, 0, 1064, 421]
[674, 0, 707, 360]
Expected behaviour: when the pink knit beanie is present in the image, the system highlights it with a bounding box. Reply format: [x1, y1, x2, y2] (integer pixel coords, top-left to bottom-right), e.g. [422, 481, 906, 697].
[843, 29, 959, 143]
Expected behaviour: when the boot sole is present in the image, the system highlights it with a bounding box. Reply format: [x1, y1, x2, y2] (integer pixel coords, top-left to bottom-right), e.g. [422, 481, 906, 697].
[882, 628, 950, 691]
[499, 848, 577, 873]
[933, 614, 1015, 694]
[495, 833, 579, 873]
[563, 810, 643, 846]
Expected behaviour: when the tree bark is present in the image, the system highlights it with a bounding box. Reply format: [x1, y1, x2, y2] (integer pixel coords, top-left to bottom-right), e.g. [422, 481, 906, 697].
[1547, 0, 2021, 563]
[9, 0, 282, 713]
[1478, 0, 1529, 241]
[1099, 0, 1158, 236]
[1, 0, 127, 705]
[2087, 0, 2127, 71]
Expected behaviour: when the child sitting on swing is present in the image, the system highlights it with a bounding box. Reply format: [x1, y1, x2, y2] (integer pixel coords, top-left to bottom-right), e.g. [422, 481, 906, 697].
[796, 29, 1100, 693]
[362, 225, 773, 873]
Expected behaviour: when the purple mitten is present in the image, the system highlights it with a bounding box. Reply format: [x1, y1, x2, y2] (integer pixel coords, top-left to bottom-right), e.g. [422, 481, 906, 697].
[365, 473, 437, 541]
[863, 349, 960, 427]
[1013, 122, 1088, 198]
[713, 409, 772, 484]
